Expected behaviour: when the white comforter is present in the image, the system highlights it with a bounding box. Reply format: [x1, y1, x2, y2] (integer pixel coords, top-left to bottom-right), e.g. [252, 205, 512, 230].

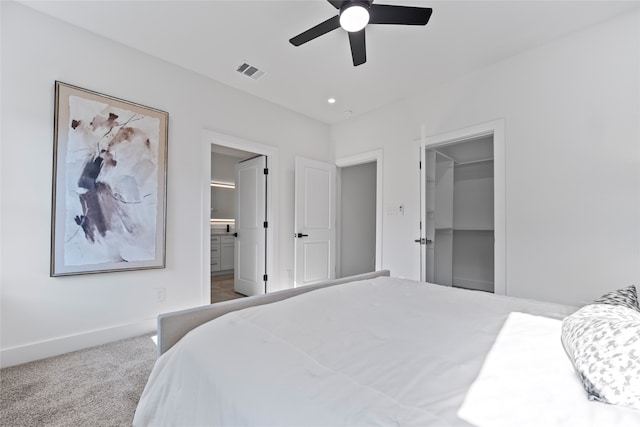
[134, 277, 612, 426]
[458, 312, 640, 427]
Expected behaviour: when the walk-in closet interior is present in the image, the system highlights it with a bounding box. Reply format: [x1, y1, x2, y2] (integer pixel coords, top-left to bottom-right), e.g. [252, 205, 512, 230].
[425, 135, 495, 292]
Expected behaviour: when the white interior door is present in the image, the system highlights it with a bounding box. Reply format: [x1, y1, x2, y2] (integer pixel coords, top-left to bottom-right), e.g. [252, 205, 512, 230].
[294, 156, 336, 286]
[234, 156, 267, 296]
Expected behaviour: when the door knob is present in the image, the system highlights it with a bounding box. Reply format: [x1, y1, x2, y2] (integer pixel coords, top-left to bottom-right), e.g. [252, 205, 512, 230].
[296, 233, 309, 238]
[414, 238, 433, 245]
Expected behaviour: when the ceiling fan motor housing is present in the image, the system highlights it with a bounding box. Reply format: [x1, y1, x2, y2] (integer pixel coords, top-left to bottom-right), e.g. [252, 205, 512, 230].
[340, 1, 372, 32]
[340, 0, 372, 14]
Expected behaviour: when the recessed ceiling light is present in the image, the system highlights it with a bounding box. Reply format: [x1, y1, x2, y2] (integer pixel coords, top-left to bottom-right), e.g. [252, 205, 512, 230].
[328, 98, 336, 104]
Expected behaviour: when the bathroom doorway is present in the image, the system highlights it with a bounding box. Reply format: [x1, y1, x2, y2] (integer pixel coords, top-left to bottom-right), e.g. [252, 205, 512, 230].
[210, 145, 255, 303]
[202, 129, 278, 305]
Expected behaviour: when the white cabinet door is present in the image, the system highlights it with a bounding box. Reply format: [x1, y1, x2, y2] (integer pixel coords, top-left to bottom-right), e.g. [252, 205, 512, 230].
[211, 235, 221, 272]
[294, 156, 336, 287]
[234, 156, 267, 296]
[220, 242, 234, 270]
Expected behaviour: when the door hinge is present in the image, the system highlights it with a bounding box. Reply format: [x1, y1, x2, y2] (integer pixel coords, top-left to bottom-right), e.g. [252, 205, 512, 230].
[419, 161, 422, 169]
[264, 168, 269, 175]
[263, 274, 268, 282]
[263, 221, 268, 228]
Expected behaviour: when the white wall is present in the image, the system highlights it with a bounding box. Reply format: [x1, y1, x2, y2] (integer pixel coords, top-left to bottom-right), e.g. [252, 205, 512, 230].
[211, 152, 241, 183]
[0, 2, 331, 367]
[340, 162, 377, 277]
[210, 153, 238, 220]
[331, 10, 640, 306]
[453, 161, 494, 230]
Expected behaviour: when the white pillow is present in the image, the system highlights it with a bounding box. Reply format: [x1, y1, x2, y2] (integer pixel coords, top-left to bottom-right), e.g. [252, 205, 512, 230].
[561, 302, 640, 410]
[593, 284, 640, 313]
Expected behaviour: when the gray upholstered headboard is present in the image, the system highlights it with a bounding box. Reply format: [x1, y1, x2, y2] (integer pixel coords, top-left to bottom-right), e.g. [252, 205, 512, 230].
[157, 270, 391, 356]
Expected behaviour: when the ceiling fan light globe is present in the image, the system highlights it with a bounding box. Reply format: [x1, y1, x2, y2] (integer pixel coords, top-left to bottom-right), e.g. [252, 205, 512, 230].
[339, 4, 369, 32]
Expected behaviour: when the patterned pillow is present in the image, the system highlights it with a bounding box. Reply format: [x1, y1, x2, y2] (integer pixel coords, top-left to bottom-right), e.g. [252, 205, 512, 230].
[593, 284, 640, 313]
[561, 301, 640, 410]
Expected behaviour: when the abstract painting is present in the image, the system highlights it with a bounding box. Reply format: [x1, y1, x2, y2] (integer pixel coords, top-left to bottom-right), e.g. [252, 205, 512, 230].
[51, 82, 168, 276]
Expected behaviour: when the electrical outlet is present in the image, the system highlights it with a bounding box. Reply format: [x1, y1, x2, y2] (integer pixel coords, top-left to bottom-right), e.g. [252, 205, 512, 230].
[154, 287, 166, 302]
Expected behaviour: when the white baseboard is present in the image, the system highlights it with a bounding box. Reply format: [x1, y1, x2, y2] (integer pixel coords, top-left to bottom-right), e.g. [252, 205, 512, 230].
[453, 277, 494, 293]
[0, 319, 157, 368]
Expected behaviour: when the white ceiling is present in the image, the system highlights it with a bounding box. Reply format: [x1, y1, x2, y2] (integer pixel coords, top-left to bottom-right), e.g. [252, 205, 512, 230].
[22, 0, 639, 124]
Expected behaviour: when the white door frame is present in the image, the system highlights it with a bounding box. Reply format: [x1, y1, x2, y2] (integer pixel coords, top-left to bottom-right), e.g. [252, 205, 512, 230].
[419, 120, 506, 295]
[201, 129, 279, 304]
[335, 149, 383, 274]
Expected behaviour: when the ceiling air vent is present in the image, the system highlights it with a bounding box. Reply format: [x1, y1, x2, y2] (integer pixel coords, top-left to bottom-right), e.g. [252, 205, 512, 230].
[236, 62, 266, 80]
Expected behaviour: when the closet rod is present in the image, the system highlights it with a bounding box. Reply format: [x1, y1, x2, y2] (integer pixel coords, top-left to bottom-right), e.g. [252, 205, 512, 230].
[430, 149, 493, 166]
[431, 149, 455, 162]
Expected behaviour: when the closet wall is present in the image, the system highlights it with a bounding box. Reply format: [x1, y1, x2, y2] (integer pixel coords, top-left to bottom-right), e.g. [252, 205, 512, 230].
[429, 136, 495, 292]
[452, 159, 494, 292]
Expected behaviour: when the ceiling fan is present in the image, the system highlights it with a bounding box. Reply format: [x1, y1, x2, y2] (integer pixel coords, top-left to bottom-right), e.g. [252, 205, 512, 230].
[289, 0, 433, 67]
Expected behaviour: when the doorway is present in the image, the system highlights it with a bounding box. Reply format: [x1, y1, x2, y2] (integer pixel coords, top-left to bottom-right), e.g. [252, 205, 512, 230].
[336, 149, 384, 278]
[338, 161, 377, 277]
[201, 130, 278, 305]
[419, 120, 505, 295]
[210, 145, 255, 303]
[424, 137, 494, 291]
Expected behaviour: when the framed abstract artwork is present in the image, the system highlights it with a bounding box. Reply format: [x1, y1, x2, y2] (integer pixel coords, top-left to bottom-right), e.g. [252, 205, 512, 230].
[50, 82, 168, 276]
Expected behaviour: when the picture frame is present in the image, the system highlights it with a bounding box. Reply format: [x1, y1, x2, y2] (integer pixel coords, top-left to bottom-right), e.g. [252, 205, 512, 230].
[50, 81, 168, 276]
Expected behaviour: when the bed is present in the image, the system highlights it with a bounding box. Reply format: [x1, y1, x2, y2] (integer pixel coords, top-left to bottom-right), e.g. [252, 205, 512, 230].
[134, 271, 640, 426]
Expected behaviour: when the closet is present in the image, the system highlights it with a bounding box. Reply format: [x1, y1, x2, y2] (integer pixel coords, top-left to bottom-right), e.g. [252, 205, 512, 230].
[425, 136, 494, 292]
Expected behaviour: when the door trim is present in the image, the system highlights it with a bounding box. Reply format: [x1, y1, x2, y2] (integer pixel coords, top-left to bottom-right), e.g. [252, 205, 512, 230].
[201, 129, 279, 304]
[335, 149, 383, 274]
[419, 120, 506, 295]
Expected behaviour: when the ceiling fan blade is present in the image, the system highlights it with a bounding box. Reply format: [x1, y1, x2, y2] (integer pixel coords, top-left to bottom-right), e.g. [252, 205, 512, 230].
[348, 30, 367, 66]
[289, 15, 341, 46]
[369, 4, 433, 25]
[326, 0, 342, 9]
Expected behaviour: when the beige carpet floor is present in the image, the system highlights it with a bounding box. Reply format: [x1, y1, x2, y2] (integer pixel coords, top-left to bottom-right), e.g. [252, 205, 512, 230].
[0, 335, 157, 427]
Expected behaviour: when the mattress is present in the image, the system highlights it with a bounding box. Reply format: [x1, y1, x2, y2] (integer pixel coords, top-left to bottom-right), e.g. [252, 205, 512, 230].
[133, 276, 634, 426]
